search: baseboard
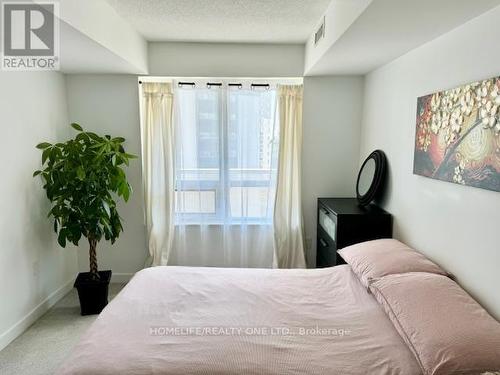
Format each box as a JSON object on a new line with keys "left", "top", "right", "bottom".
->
{"left": 111, "top": 272, "right": 135, "bottom": 283}
{"left": 0, "top": 277, "right": 74, "bottom": 352}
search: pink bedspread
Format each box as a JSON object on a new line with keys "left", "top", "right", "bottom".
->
{"left": 58, "top": 265, "right": 421, "bottom": 375}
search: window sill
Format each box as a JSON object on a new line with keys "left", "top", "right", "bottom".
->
{"left": 175, "top": 222, "right": 273, "bottom": 227}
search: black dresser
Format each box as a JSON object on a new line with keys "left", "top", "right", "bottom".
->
{"left": 316, "top": 198, "right": 392, "bottom": 268}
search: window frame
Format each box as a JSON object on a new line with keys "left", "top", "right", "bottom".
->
{"left": 170, "top": 78, "right": 300, "bottom": 225}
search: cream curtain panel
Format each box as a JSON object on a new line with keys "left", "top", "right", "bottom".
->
{"left": 140, "top": 82, "right": 175, "bottom": 266}
{"left": 273, "top": 85, "right": 306, "bottom": 269}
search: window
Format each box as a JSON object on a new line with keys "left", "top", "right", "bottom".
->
{"left": 174, "top": 83, "right": 278, "bottom": 224}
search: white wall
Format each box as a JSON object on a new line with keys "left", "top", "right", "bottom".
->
{"left": 0, "top": 71, "right": 78, "bottom": 350}
{"left": 304, "top": 0, "right": 371, "bottom": 75}
{"left": 56, "top": 0, "right": 148, "bottom": 73}
{"left": 65, "top": 75, "right": 147, "bottom": 280}
{"left": 359, "top": 6, "right": 500, "bottom": 319}
{"left": 149, "top": 42, "right": 304, "bottom": 77}
{"left": 302, "top": 76, "right": 364, "bottom": 266}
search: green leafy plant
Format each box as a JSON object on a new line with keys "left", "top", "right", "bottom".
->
{"left": 34, "top": 123, "right": 136, "bottom": 280}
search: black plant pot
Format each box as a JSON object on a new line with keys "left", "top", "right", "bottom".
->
{"left": 74, "top": 270, "right": 112, "bottom": 316}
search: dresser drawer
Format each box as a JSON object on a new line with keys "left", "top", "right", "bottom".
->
{"left": 316, "top": 198, "right": 392, "bottom": 268}
{"left": 316, "top": 225, "right": 336, "bottom": 267}
{"left": 318, "top": 206, "right": 336, "bottom": 241}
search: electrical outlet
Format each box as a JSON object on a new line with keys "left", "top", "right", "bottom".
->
{"left": 33, "top": 260, "right": 39, "bottom": 279}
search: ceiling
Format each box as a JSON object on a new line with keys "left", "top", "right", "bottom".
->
{"left": 306, "top": 0, "right": 500, "bottom": 75}
{"left": 104, "top": 0, "right": 331, "bottom": 43}
{"left": 57, "top": 0, "right": 500, "bottom": 75}
{"left": 60, "top": 21, "right": 142, "bottom": 74}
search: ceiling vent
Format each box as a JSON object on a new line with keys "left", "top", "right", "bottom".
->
{"left": 314, "top": 16, "right": 326, "bottom": 46}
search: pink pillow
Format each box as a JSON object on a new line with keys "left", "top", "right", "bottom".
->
{"left": 338, "top": 239, "right": 448, "bottom": 288}
{"left": 370, "top": 272, "right": 500, "bottom": 375}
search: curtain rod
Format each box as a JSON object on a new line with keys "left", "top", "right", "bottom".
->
{"left": 139, "top": 80, "right": 271, "bottom": 89}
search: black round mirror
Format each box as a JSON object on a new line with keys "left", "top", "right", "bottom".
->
{"left": 356, "top": 150, "right": 387, "bottom": 206}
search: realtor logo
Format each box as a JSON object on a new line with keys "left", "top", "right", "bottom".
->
{"left": 2, "top": 1, "right": 59, "bottom": 70}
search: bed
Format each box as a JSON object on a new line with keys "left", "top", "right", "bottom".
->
{"left": 57, "top": 239, "right": 500, "bottom": 375}
{"left": 57, "top": 265, "right": 420, "bottom": 375}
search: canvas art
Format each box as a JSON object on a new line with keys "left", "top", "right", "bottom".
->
{"left": 414, "top": 77, "right": 500, "bottom": 192}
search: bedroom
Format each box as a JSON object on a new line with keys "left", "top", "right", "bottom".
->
{"left": 0, "top": 0, "right": 500, "bottom": 374}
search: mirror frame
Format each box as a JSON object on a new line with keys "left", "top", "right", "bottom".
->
{"left": 356, "top": 150, "right": 387, "bottom": 206}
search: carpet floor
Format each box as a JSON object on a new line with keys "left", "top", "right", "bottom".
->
{"left": 0, "top": 283, "right": 125, "bottom": 375}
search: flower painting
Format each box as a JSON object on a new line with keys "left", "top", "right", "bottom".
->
{"left": 414, "top": 77, "right": 500, "bottom": 192}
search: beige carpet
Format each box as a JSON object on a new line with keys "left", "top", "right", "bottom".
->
{"left": 0, "top": 283, "right": 125, "bottom": 375}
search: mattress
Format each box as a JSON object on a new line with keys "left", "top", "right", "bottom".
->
{"left": 57, "top": 265, "right": 421, "bottom": 375}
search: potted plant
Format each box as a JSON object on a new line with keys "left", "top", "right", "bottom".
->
{"left": 34, "top": 123, "right": 136, "bottom": 315}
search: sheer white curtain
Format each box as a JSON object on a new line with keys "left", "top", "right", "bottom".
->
{"left": 169, "top": 82, "right": 278, "bottom": 268}
{"left": 140, "top": 82, "right": 175, "bottom": 266}
{"left": 273, "top": 85, "right": 306, "bottom": 269}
